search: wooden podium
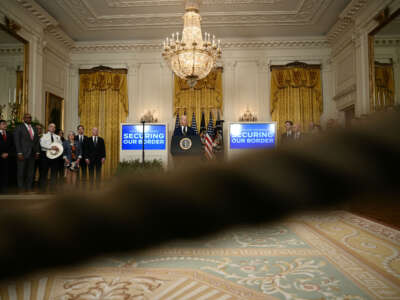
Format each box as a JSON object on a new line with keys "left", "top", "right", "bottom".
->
{"left": 170, "top": 135, "right": 203, "bottom": 168}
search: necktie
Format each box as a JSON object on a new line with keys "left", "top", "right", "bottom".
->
{"left": 2, "top": 131, "right": 6, "bottom": 142}
{"left": 80, "top": 136, "right": 83, "bottom": 144}
{"left": 51, "top": 133, "right": 54, "bottom": 143}
{"left": 94, "top": 137, "right": 97, "bottom": 146}
{"left": 28, "top": 125, "right": 33, "bottom": 140}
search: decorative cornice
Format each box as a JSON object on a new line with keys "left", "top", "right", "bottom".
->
{"left": 327, "top": 0, "right": 368, "bottom": 44}
{"left": 72, "top": 38, "right": 329, "bottom": 53}
{"left": 375, "top": 37, "right": 400, "bottom": 47}
{"left": 333, "top": 84, "right": 356, "bottom": 101}
{"left": 16, "top": 0, "right": 75, "bottom": 49}
{"left": 222, "top": 39, "right": 329, "bottom": 49}
{"left": 105, "top": 0, "right": 286, "bottom": 7}
{"left": 15, "top": 0, "right": 58, "bottom": 28}
{"left": 44, "top": 25, "right": 75, "bottom": 49}
{"left": 0, "top": 45, "right": 24, "bottom": 55}
{"left": 54, "top": 0, "right": 325, "bottom": 31}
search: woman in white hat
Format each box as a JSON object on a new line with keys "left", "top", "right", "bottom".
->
{"left": 63, "top": 131, "right": 82, "bottom": 186}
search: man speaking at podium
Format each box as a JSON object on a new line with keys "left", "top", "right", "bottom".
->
{"left": 173, "top": 115, "right": 195, "bottom": 136}
{"left": 171, "top": 114, "right": 200, "bottom": 168}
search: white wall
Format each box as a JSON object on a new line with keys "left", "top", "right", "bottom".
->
{"left": 328, "top": 0, "right": 399, "bottom": 124}
{"left": 0, "top": 0, "right": 71, "bottom": 128}
{"left": 42, "top": 39, "right": 69, "bottom": 128}
{"left": 2, "top": 0, "right": 394, "bottom": 143}
{"left": 68, "top": 44, "right": 333, "bottom": 135}
{"left": 0, "top": 48, "right": 23, "bottom": 120}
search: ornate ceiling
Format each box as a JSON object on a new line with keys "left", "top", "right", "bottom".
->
{"left": 31, "top": 0, "right": 351, "bottom": 41}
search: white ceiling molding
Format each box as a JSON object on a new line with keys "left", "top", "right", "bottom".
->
{"left": 105, "top": 0, "right": 286, "bottom": 7}
{"left": 15, "top": 0, "right": 58, "bottom": 28}
{"left": 71, "top": 38, "right": 329, "bottom": 53}
{"left": 375, "top": 37, "right": 400, "bottom": 47}
{"left": 326, "top": 0, "right": 368, "bottom": 44}
{"left": 0, "top": 45, "right": 24, "bottom": 55}
{"left": 53, "top": 0, "right": 325, "bottom": 31}
{"left": 15, "top": 0, "right": 74, "bottom": 49}
{"left": 44, "top": 25, "right": 75, "bottom": 49}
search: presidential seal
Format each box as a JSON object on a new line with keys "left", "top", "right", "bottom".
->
{"left": 179, "top": 137, "right": 192, "bottom": 150}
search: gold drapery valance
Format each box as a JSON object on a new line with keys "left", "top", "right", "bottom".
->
{"left": 174, "top": 67, "right": 223, "bottom": 129}
{"left": 374, "top": 62, "right": 395, "bottom": 111}
{"left": 79, "top": 68, "right": 128, "bottom": 177}
{"left": 270, "top": 63, "right": 322, "bottom": 137}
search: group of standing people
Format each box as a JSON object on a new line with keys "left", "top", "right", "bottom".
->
{"left": 0, "top": 113, "right": 106, "bottom": 193}
{"left": 280, "top": 120, "right": 324, "bottom": 145}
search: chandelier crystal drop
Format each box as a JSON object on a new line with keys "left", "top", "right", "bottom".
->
{"left": 162, "top": 0, "right": 222, "bottom": 88}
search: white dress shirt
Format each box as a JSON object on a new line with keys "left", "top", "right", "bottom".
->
{"left": 40, "top": 131, "right": 62, "bottom": 152}
{"left": 78, "top": 134, "right": 84, "bottom": 144}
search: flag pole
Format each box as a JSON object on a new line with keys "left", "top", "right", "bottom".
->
{"left": 141, "top": 120, "right": 145, "bottom": 164}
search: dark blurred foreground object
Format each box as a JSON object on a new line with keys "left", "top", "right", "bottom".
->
{"left": 0, "top": 112, "right": 399, "bottom": 281}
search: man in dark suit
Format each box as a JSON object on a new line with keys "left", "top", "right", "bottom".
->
{"left": 75, "top": 125, "right": 89, "bottom": 183}
{"left": 173, "top": 115, "right": 195, "bottom": 136}
{"left": 293, "top": 123, "right": 303, "bottom": 142}
{"left": 280, "top": 120, "right": 294, "bottom": 145}
{"left": 0, "top": 119, "right": 14, "bottom": 193}
{"left": 84, "top": 127, "right": 106, "bottom": 187}
{"left": 13, "top": 113, "right": 40, "bottom": 191}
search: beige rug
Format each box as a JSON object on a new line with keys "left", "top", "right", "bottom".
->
{"left": 1, "top": 211, "right": 399, "bottom": 299}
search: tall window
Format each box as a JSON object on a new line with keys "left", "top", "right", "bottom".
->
{"left": 270, "top": 62, "right": 322, "bottom": 137}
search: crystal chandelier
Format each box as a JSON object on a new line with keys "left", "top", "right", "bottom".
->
{"left": 162, "top": 0, "right": 222, "bottom": 88}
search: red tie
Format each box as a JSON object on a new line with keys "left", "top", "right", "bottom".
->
{"left": 28, "top": 125, "right": 33, "bottom": 140}
{"left": 2, "top": 132, "right": 6, "bottom": 142}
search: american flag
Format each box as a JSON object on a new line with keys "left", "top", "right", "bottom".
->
{"left": 174, "top": 111, "right": 180, "bottom": 130}
{"left": 191, "top": 111, "right": 198, "bottom": 135}
{"left": 205, "top": 112, "right": 214, "bottom": 160}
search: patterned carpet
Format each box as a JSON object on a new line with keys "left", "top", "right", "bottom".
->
{"left": 1, "top": 211, "right": 399, "bottom": 300}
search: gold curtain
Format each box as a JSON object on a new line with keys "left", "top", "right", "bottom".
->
{"left": 374, "top": 62, "right": 395, "bottom": 111}
{"left": 79, "top": 69, "right": 128, "bottom": 177}
{"left": 270, "top": 65, "right": 322, "bottom": 137}
{"left": 174, "top": 67, "right": 223, "bottom": 129}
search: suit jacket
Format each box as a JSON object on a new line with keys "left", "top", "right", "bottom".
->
{"left": 280, "top": 132, "right": 294, "bottom": 145}
{"left": 173, "top": 126, "right": 196, "bottom": 137}
{"left": 75, "top": 135, "right": 89, "bottom": 156}
{"left": 0, "top": 130, "right": 14, "bottom": 157}
{"left": 13, "top": 123, "right": 40, "bottom": 158}
{"left": 293, "top": 132, "right": 303, "bottom": 141}
{"left": 63, "top": 140, "right": 82, "bottom": 162}
{"left": 84, "top": 136, "right": 106, "bottom": 162}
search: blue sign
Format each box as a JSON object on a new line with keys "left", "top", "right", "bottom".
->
{"left": 122, "top": 124, "right": 166, "bottom": 150}
{"left": 230, "top": 123, "right": 276, "bottom": 149}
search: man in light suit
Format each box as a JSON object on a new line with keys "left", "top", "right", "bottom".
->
{"left": 0, "top": 119, "right": 14, "bottom": 193}
{"left": 13, "top": 113, "right": 40, "bottom": 191}
{"left": 84, "top": 127, "right": 106, "bottom": 187}
{"left": 40, "top": 123, "right": 63, "bottom": 191}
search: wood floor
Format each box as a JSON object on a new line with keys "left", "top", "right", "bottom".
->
{"left": 0, "top": 193, "right": 399, "bottom": 231}
{"left": 345, "top": 196, "right": 400, "bottom": 229}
